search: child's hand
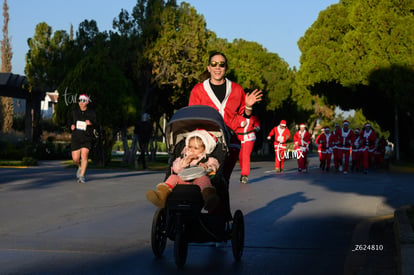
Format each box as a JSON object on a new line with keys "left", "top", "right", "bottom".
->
{"left": 183, "top": 154, "right": 197, "bottom": 166}
{"left": 198, "top": 163, "right": 208, "bottom": 170}
{"left": 186, "top": 154, "right": 197, "bottom": 162}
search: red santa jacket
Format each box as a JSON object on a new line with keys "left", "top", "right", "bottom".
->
{"left": 267, "top": 126, "right": 291, "bottom": 149}
{"left": 235, "top": 115, "right": 260, "bottom": 143}
{"left": 332, "top": 127, "right": 341, "bottom": 149}
{"left": 316, "top": 132, "right": 336, "bottom": 153}
{"left": 335, "top": 128, "right": 356, "bottom": 150}
{"left": 294, "top": 130, "right": 311, "bottom": 151}
{"left": 189, "top": 79, "right": 246, "bottom": 132}
{"left": 360, "top": 129, "right": 377, "bottom": 152}
{"left": 352, "top": 133, "right": 362, "bottom": 152}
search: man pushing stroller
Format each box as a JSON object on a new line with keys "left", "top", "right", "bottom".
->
{"left": 146, "top": 129, "right": 220, "bottom": 210}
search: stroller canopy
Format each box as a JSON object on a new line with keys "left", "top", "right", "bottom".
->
{"left": 165, "top": 105, "right": 230, "bottom": 154}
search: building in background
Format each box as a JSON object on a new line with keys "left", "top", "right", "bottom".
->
{"left": 40, "top": 90, "right": 59, "bottom": 119}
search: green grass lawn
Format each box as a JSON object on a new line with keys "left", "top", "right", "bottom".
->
{"left": 0, "top": 154, "right": 170, "bottom": 170}
{"left": 61, "top": 155, "right": 170, "bottom": 171}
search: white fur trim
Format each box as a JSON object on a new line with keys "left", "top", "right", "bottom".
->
{"left": 185, "top": 129, "right": 217, "bottom": 154}
{"left": 203, "top": 78, "right": 232, "bottom": 118}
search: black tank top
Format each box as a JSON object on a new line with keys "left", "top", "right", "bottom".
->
{"left": 209, "top": 81, "right": 226, "bottom": 103}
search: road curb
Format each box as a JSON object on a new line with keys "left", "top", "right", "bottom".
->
{"left": 389, "top": 164, "right": 414, "bottom": 173}
{"left": 343, "top": 215, "right": 394, "bottom": 275}
{"left": 394, "top": 205, "right": 414, "bottom": 275}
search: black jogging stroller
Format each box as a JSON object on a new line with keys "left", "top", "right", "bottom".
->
{"left": 150, "top": 105, "right": 245, "bottom": 268}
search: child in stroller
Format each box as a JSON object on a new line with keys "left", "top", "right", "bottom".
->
{"left": 149, "top": 106, "right": 244, "bottom": 268}
{"left": 146, "top": 129, "right": 220, "bottom": 210}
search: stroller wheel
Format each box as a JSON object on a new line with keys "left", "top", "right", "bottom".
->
{"left": 174, "top": 222, "right": 188, "bottom": 268}
{"left": 151, "top": 208, "right": 167, "bottom": 257}
{"left": 231, "top": 209, "right": 244, "bottom": 261}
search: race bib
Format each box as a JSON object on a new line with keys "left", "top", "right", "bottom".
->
{"left": 76, "top": 120, "right": 87, "bottom": 131}
{"left": 245, "top": 132, "right": 256, "bottom": 141}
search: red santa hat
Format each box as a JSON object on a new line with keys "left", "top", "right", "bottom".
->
{"left": 280, "top": 120, "right": 287, "bottom": 126}
{"left": 300, "top": 123, "right": 306, "bottom": 128}
{"left": 324, "top": 126, "right": 330, "bottom": 131}
{"left": 354, "top": 128, "right": 360, "bottom": 133}
{"left": 78, "top": 94, "right": 91, "bottom": 102}
{"left": 185, "top": 129, "right": 217, "bottom": 154}
{"left": 364, "top": 123, "right": 371, "bottom": 128}
{"left": 343, "top": 120, "right": 350, "bottom": 126}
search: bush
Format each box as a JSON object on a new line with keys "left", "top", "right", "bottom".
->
{"left": 0, "top": 132, "right": 27, "bottom": 160}
{"left": 22, "top": 157, "right": 37, "bottom": 166}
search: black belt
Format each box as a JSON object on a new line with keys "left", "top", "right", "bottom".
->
{"left": 236, "top": 130, "right": 255, "bottom": 135}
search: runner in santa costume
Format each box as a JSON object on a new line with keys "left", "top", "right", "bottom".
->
{"left": 293, "top": 123, "right": 311, "bottom": 172}
{"left": 316, "top": 126, "right": 335, "bottom": 171}
{"left": 236, "top": 115, "right": 260, "bottom": 184}
{"left": 189, "top": 52, "right": 262, "bottom": 220}
{"left": 351, "top": 128, "right": 362, "bottom": 172}
{"left": 315, "top": 128, "right": 325, "bottom": 169}
{"left": 190, "top": 78, "right": 249, "bottom": 182}
{"left": 332, "top": 123, "right": 341, "bottom": 171}
{"left": 189, "top": 52, "right": 262, "bottom": 182}
{"left": 267, "top": 120, "right": 291, "bottom": 172}
{"left": 374, "top": 136, "right": 387, "bottom": 169}
{"left": 360, "top": 122, "right": 377, "bottom": 174}
{"left": 336, "top": 120, "right": 355, "bottom": 175}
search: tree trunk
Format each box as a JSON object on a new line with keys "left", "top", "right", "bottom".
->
{"left": 130, "top": 134, "right": 138, "bottom": 166}
{"left": 25, "top": 97, "right": 33, "bottom": 140}
{"left": 121, "top": 127, "right": 131, "bottom": 163}
{"left": 0, "top": 97, "right": 13, "bottom": 132}
{"left": 394, "top": 106, "right": 400, "bottom": 161}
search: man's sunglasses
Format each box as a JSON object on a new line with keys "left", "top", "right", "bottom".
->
{"left": 79, "top": 99, "right": 89, "bottom": 103}
{"left": 209, "top": 61, "right": 226, "bottom": 68}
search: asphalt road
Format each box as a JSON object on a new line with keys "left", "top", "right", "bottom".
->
{"left": 1, "top": 155, "right": 413, "bottom": 274}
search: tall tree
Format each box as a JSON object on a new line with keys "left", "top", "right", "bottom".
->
{"left": 26, "top": 22, "right": 72, "bottom": 91}
{"left": 25, "top": 22, "right": 53, "bottom": 91}
{"left": 0, "top": 0, "right": 13, "bottom": 132}
{"left": 297, "top": 0, "right": 414, "bottom": 157}
{"left": 146, "top": 1, "right": 208, "bottom": 113}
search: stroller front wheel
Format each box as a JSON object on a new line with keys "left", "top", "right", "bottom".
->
{"left": 151, "top": 208, "right": 167, "bottom": 257}
{"left": 174, "top": 215, "right": 188, "bottom": 268}
{"left": 231, "top": 209, "right": 244, "bottom": 261}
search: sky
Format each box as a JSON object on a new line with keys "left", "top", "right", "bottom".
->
{"left": 5, "top": 0, "right": 339, "bottom": 76}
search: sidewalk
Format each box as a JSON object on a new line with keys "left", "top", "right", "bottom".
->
{"left": 394, "top": 205, "right": 414, "bottom": 275}
{"left": 390, "top": 164, "right": 414, "bottom": 275}
{"left": 344, "top": 215, "right": 397, "bottom": 274}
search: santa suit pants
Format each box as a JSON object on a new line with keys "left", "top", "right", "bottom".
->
{"left": 338, "top": 148, "right": 351, "bottom": 172}
{"left": 274, "top": 144, "right": 287, "bottom": 170}
{"left": 333, "top": 148, "right": 340, "bottom": 169}
{"left": 239, "top": 140, "right": 255, "bottom": 176}
{"left": 318, "top": 145, "right": 322, "bottom": 162}
{"left": 362, "top": 149, "right": 374, "bottom": 170}
{"left": 321, "top": 152, "right": 332, "bottom": 170}
{"left": 352, "top": 150, "right": 362, "bottom": 170}
{"left": 297, "top": 149, "right": 308, "bottom": 170}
